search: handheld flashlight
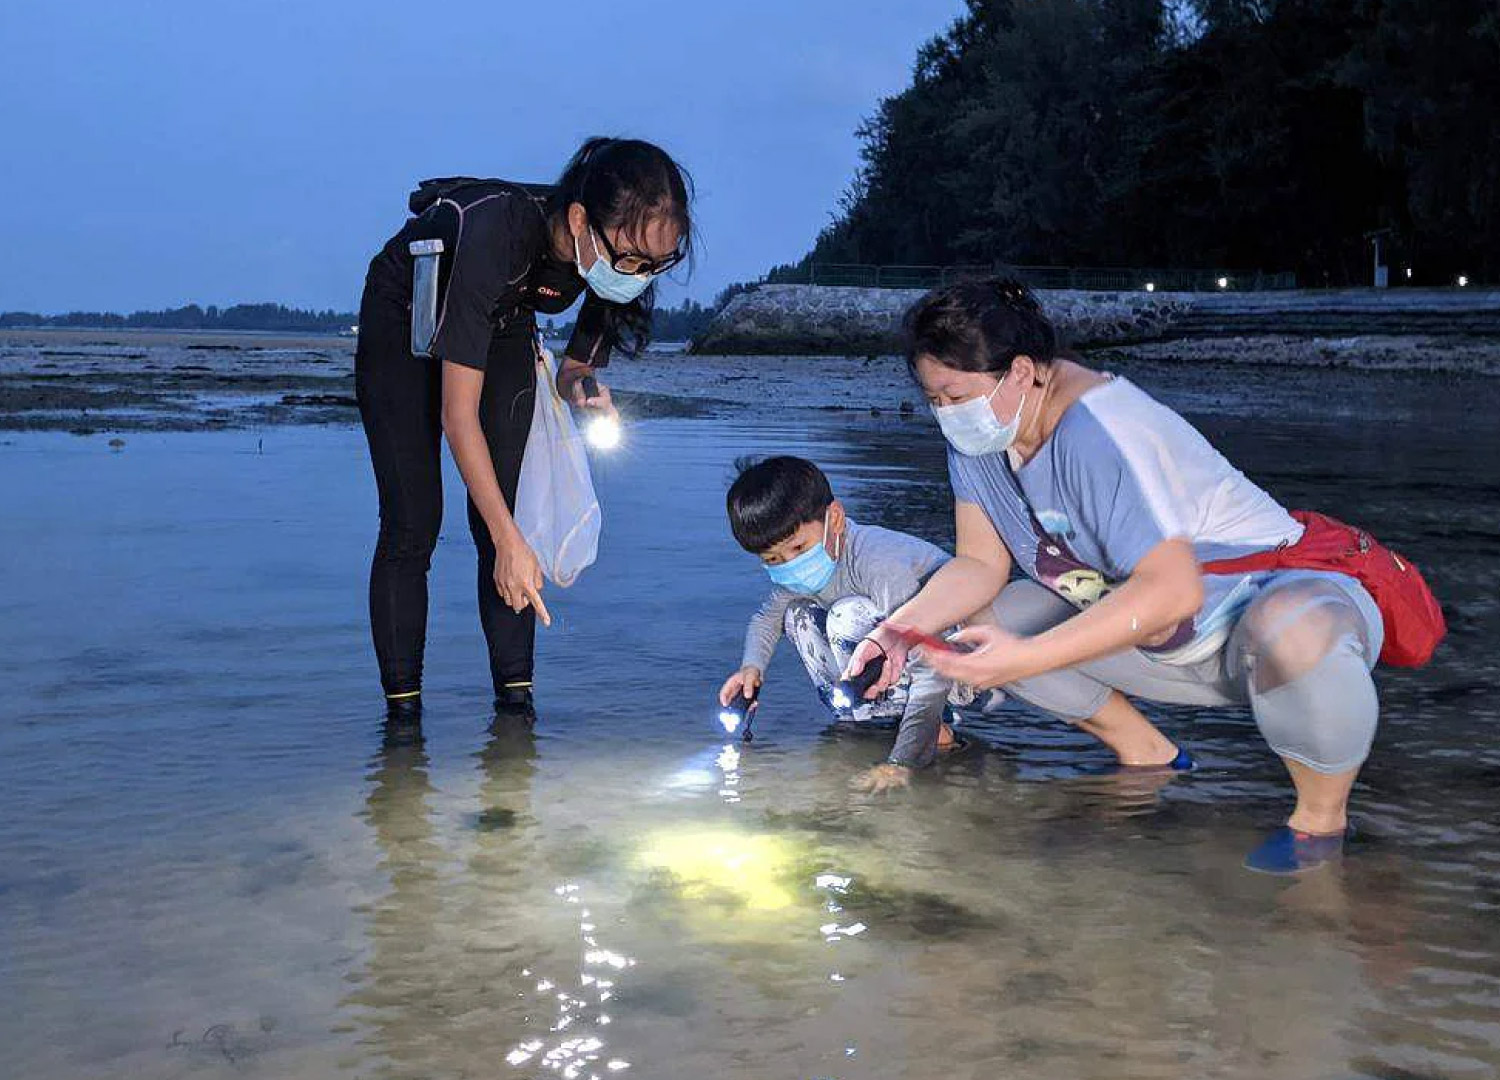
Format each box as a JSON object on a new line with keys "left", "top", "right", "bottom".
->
{"left": 718, "top": 689, "right": 758, "bottom": 742}
{"left": 830, "top": 655, "right": 887, "bottom": 712}
{"left": 579, "top": 374, "right": 623, "bottom": 450}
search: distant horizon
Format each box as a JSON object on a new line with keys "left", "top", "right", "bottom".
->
{"left": 0, "top": 294, "right": 717, "bottom": 341}
{"left": 0, "top": 1, "right": 964, "bottom": 313}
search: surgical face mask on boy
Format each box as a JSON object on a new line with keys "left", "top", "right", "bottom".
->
{"left": 766, "top": 512, "right": 840, "bottom": 595}
{"left": 574, "top": 228, "right": 653, "bottom": 304}
{"left": 932, "top": 377, "right": 1027, "bottom": 457}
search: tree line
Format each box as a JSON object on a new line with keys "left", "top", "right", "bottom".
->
{"left": 0, "top": 303, "right": 357, "bottom": 332}
{"left": 4, "top": 298, "right": 722, "bottom": 340}
{"left": 772, "top": 0, "right": 1499, "bottom": 287}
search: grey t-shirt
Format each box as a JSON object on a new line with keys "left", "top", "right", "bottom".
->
{"left": 741, "top": 521, "right": 952, "bottom": 767}
{"left": 948, "top": 376, "right": 1301, "bottom": 664}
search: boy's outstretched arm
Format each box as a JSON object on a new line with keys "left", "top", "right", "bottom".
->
{"left": 741, "top": 588, "right": 797, "bottom": 674}
{"left": 885, "top": 658, "right": 950, "bottom": 770}
{"left": 853, "top": 657, "right": 951, "bottom": 793}
{"left": 852, "top": 672, "right": 942, "bottom": 786}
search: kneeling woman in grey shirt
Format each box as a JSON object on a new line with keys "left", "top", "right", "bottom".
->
{"left": 847, "top": 279, "right": 1387, "bottom": 874}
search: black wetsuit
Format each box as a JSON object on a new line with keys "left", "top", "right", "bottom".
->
{"left": 355, "top": 177, "right": 613, "bottom": 701}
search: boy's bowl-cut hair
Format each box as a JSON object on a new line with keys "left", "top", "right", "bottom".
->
{"left": 726, "top": 455, "right": 834, "bottom": 554}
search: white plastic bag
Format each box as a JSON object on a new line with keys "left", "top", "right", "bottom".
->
{"left": 513, "top": 343, "right": 601, "bottom": 587}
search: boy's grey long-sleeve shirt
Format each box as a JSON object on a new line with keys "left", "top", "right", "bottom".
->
{"left": 740, "top": 521, "right": 953, "bottom": 769}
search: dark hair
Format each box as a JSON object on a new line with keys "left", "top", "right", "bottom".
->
{"left": 902, "top": 277, "right": 1059, "bottom": 378}
{"left": 726, "top": 456, "right": 834, "bottom": 553}
{"left": 550, "top": 136, "right": 695, "bottom": 360}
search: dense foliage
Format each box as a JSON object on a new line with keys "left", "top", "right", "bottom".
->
{"left": 778, "top": 0, "right": 1498, "bottom": 285}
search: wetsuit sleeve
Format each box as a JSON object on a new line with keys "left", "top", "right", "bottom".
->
{"left": 741, "top": 589, "right": 796, "bottom": 672}
{"left": 563, "top": 293, "right": 614, "bottom": 369}
{"left": 430, "top": 196, "right": 532, "bottom": 371}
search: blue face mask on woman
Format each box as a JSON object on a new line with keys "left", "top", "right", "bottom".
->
{"left": 766, "top": 513, "right": 839, "bottom": 594}
{"left": 575, "top": 228, "right": 653, "bottom": 304}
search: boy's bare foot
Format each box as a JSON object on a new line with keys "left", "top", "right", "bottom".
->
{"left": 937, "top": 722, "right": 957, "bottom": 751}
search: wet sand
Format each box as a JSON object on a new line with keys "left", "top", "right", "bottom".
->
{"left": 3, "top": 327, "right": 1499, "bottom": 434}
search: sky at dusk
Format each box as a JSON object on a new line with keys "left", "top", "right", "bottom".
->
{"left": 0, "top": 1, "right": 964, "bottom": 313}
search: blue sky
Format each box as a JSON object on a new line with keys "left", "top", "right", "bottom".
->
{"left": 0, "top": 1, "right": 963, "bottom": 314}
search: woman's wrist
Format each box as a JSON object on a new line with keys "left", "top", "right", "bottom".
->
{"left": 489, "top": 515, "right": 523, "bottom": 549}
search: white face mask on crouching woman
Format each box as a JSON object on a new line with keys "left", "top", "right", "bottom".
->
{"left": 931, "top": 378, "right": 1027, "bottom": 457}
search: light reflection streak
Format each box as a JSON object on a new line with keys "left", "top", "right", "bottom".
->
{"left": 503, "top": 882, "right": 635, "bottom": 1075}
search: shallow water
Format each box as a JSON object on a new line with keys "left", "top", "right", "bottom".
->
{"left": 3, "top": 377, "right": 1499, "bottom": 1079}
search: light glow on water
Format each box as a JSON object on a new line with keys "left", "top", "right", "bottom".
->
{"left": 636, "top": 828, "right": 797, "bottom": 911}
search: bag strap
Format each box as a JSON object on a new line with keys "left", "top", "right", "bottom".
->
{"left": 1002, "top": 455, "right": 1058, "bottom": 544}
{"left": 532, "top": 332, "right": 568, "bottom": 416}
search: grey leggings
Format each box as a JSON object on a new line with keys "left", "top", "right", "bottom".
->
{"left": 992, "top": 572, "right": 1384, "bottom": 774}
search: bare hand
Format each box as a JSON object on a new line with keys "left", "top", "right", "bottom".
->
{"left": 851, "top": 763, "right": 912, "bottom": 795}
{"left": 719, "top": 666, "right": 763, "bottom": 707}
{"left": 841, "top": 626, "right": 910, "bottom": 699}
{"left": 923, "top": 624, "right": 1031, "bottom": 689}
{"left": 494, "top": 531, "right": 552, "bottom": 627}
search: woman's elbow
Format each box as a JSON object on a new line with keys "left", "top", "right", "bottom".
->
{"left": 956, "top": 554, "right": 1006, "bottom": 586}
{"left": 951, "top": 555, "right": 1008, "bottom": 605}
{"left": 440, "top": 401, "right": 474, "bottom": 438}
{"left": 1166, "top": 569, "right": 1205, "bottom": 625}
{"left": 1136, "top": 541, "right": 1204, "bottom": 626}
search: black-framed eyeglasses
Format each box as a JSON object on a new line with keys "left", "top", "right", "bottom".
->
{"left": 591, "top": 227, "right": 687, "bottom": 277}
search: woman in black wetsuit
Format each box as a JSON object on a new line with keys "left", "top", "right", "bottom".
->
{"left": 355, "top": 137, "right": 692, "bottom": 718}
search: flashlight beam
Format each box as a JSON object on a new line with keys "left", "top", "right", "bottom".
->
{"left": 585, "top": 415, "right": 623, "bottom": 450}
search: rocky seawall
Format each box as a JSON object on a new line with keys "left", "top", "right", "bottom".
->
{"left": 690, "top": 284, "right": 1500, "bottom": 355}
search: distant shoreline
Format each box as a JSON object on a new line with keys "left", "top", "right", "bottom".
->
{"left": 3, "top": 326, "right": 1498, "bottom": 436}
{"left": 693, "top": 283, "right": 1500, "bottom": 356}
{"left": 0, "top": 326, "right": 352, "bottom": 345}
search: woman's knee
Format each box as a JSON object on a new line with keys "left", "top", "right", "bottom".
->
{"left": 1251, "top": 643, "right": 1379, "bottom": 774}
{"left": 1001, "top": 670, "right": 1113, "bottom": 724}
{"left": 991, "top": 580, "right": 1077, "bottom": 637}
{"left": 1236, "top": 580, "right": 1374, "bottom": 693}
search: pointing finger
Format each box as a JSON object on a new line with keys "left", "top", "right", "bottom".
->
{"left": 525, "top": 584, "right": 552, "bottom": 627}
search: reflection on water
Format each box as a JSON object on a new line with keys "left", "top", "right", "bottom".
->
{"left": 2, "top": 364, "right": 1499, "bottom": 1079}
{"left": 350, "top": 712, "right": 646, "bottom": 1080}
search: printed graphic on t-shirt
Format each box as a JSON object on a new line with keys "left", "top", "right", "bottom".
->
{"left": 1032, "top": 524, "right": 1117, "bottom": 609}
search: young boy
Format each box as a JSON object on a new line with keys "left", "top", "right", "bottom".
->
{"left": 719, "top": 456, "right": 959, "bottom": 792}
